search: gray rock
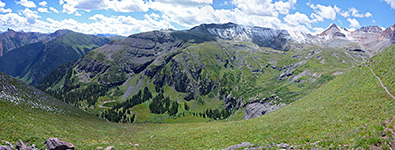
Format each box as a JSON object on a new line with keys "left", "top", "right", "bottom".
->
{"left": 244, "top": 101, "right": 285, "bottom": 120}
{"left": 16, "top": 139, "right": 26, "bottom": 150}
{"left": 44, "top": 138, "right": 74, "bottom": 150}
{"left": 1, "top": 140, "right": 13, "bottom": 149}
{"left": 104, "top": 146, "right": 115, "bottom": 150}
{"left": 24, "top": 146, "right": 39, "bottom": 150}
{"left": 223, "top": 142, "right": 252, "bottom": 150}
{"left": 0, "top": 146, "right": 11, "bottom": 150}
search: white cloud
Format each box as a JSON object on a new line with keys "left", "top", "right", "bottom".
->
{"left": 309, "top": 4, "right": 340, "bottom": 22}
{"left": 1, "top": 11, "right": 174, "bottom": 36}
{"left": 232, "top": 0, "right": 278, "bottom": 17}
{"left": 49, "top": 7, "right": 59, "bottom": 13}
{"left": 384, "top": 0, "right": 395, "bottom": 9}
{"left": 348, "top": 7, "right": 372, "bottom": 18}
{"left": 16, "top": 0, "right": 37, "bottom": 8}
{"left": 75, "top": 11, "right": 81, "bottom": 16}
{"left": 154, "top": 0, "right": 213, "bottom": 7}
{"left": 38, "top": 7, "right": 49, "bottom": 13}
{"left": 339, "top": 11, "right": 349, "bottom": 18}
{"left": 0, "top": 0, "right": 5, "bottom": 7}
{"left": 0, "top": 8, "right": 12, "bottom": 13}
{"left": 60, "top": 0, "right": 149, "bottom": 14}
{"left": 347, "top": 18, "right": 360, "bottom": 28}
{"left": 0, "top": 13, "right": 27, "bottom": 27}
{"left": 274, "top": 0, "right": 297, "bottom": 15}
{"left": 312, "top": 27, "right": 325, "bottom": 34}
{"left": 0, "top": 0, "right": 11, "bottom": 13}
{"left": 284, "top": 12, "right": 311, "bottom": 28}
{"left": 21, "top": 8, "right": 40, "bottom": 24}
{"left": 39, "top": 1, "right": 47, "bottom": 7}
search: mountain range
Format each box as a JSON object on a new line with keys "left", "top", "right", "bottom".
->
{"left": 34, "top": 22, "right": 395, "bottom": 122}
{"left": 0, "top": 42, "right": 394, "bottom": 149}
{"left": 0, "top": 29, "right": 110, "bottom": 85}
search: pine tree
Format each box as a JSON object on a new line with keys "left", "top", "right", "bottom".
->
{"left": 184, "top": 103, "right": 189, "bottom": 111}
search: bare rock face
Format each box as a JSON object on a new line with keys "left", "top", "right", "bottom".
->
{"left": 44, "top": 138, "right": 74, "bottom": 150}
{"left": 0, "top": 146, "right": 11, "bottom": 150}
{"left": 244, "top": 101, "right": 285, "bottom": 120}
{"left": 244, "top": 95, "right": 285, "bottom": 120}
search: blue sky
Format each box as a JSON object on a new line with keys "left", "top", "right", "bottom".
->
{"left": 0, "top": 0, "right": 394, "bottom": 36}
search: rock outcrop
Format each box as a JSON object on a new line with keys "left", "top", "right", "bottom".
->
{"left": 44, "top": 138, "right": 74, "bottom": 150}
{"left": 244, "top": 95, "right": 285, "bottom": 120}
{"left": 0, "top": 146, "right": 11, "bottom": 150}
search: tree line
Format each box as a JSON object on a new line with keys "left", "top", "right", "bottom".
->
{"left": 101, "top": 86, "right": 152, "bottom": 123}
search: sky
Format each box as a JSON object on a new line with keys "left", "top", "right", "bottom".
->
{"left": 0, "top": 0, "right": 394, "bottom": 36}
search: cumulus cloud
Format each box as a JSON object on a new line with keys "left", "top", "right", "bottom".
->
{"left": 0, "top": 0, "right": 4, "bottom": 7}
{"left": 49, "top": 7, "right": 59, "bottom": 13}
{"left": 347, "top": 18, "right": 361, "bottom": 28}
{"left": 0, "top": 11, "right": 174, "bottom": 36}
{"left": 284, "top": 12, "right": 311, "bottom": 28}
{"left": 38, "top": 7, "right": 49, "bottom": 13}
{"left": 0, "top": 13, "right": 26, "bottom": 27}
{"left": 21, "top": 8, "right": 40, "bottom": 24}
{"left": 309, "top": 3, "right": 340, "bottom": 22}
{"left": 74, "top": 11, "right": 81, "bottom": 16}
{"left": 154, "top": 0, "right": 213, "bottom": 7}
{"left": 274, "top": 0, "right": 297, "bottom": 15}
{"left": 60, "top": 0, "right": 149, "bottom": 14}
{"left": 232, "top": 0, "right": 278, "bottom": 17}
{"left": 348, "top": 7, "right": 372, "bottom": 17}
{"left": 39, "top": 1, "right": 47, "bottom": 7}
{"left": 0, "top": 0, "right": 11, "bottom": 13}
{"left": 16, "top": 0, "right": 36, "bottom": 8}
{"left": 384, "top": 0, "right": 395, "bottom": 9}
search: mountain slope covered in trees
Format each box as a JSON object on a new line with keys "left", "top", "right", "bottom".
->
{"left": 0, "top": 30, "right": 110, "bottom": 85}
{"left": 37, "top": 23, "right": 371, "bottom": 123}
{"left": 1, "top": 44, "right": 394, "bottom": 149}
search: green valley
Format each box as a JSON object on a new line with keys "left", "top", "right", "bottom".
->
{"left": 1, "top": 44, "right": 394, "bottom": 149}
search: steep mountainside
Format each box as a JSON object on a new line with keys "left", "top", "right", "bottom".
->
{"left": 1, "top": 45, "right": 394, "bottom": 149}
{"left": 0, "top": 29, "right": 48, "bottom": 56}
{"left": 0, "top": 72, "right": 84, "bottom": 115}
{"left": 37, "top": 23, "right": 369, "bottom": 122}
{"left": 0, "top": 30, "right": 110, "bottom": 85}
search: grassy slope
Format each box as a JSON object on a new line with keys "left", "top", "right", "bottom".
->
{"left": 1, "top": 45, "right": 394, "bottom": 149}
{"left": 52, "top": 39, "right": 366, "bottom": 123}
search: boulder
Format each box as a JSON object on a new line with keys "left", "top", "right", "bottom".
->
{"left": 44, "top": 138, "right": 74, "bottom": 150}
{"left": 223, "top": 142, "right": 252, "bottom": 150}
{"left": 16, "top": 139, "right": 27, "bottom": 150}
{"left": 104, "top": 146, "right": 114, "bottom": 150}
{"left": 1, "top": 140, "right": 13, "bottom": 149}
{"left": 0, "top": 146, "right": 11, "bottom": 150}
{"left": 24, "top": 146, "right": 39, "bottom": 150}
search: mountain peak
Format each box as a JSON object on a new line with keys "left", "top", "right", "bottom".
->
{"left": 329, "top": 23, "right": 339, "bottom": 29}
{"left": 356, "top": 26, "right": 383, "bottom": 33}
{"left": 6, "top": 28, "right": 15, "bottom": 32}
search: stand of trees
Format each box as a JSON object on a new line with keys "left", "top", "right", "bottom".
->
{"left": 192, "top": 108, "right": 231, "bottom": 120}
{"left": 101, "top": 87, "right": 152, "bottom": 123}
{"left": 149, "top": 92, "right": 179, "bottom": 116}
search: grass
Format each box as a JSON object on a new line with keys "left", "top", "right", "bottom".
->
{"left": 1, "top": 45, "right": 394, "bottom": 149}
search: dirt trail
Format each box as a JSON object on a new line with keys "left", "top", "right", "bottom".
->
{"left": 368, "top": 67, "right": 395, "bottom": 100}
